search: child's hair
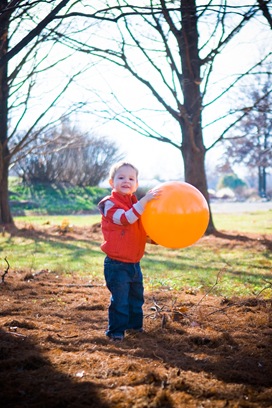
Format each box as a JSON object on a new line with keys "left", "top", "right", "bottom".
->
{"left": 109, "top": 161, "right": 139, "bottom": 180}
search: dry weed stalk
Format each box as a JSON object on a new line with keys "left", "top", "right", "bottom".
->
{"left": 194, "top": 267, "right": 226, "bottom": 308}
{"left": 147, "top": 296, "right": 190, "bottom": 328}
{"left": 1, "top": 257, "right": 10, "bottom": 284}
{"left": 256, "top": 278, "right": 272, "bottom": 297}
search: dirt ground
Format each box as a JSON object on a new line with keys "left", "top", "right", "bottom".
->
{"left": 0, "top": 225, "right": 272, "bottom": 408}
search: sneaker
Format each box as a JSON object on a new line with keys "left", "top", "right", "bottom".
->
{"left": 110, "top": 336, "right": 124, "bottom": 342}
{"left": 112, "top": 335, "right": 124, "bottom": 341}
{"left": 106, "top": 334, "right": 124, "bottom": 342}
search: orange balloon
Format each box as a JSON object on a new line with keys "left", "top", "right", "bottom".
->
{"left": 141, "top": 181, "right": 209, "bottom": 249}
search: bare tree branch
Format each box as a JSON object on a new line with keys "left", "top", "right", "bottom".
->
{"left": 257, "top": 0, "right": 272, "bottom": 29}
{"left": 0, "top": 0, "right": 71, "bottom": 67}
{"left": 206, "top": 86, "right": 272, "bottom": 151}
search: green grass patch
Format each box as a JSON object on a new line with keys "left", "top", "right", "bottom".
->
{"left": 0, "top": 229, "right": 103, "bottom": 279}
{"left": 142, "top": 242, "right": 271, "bottom": 297}
{"left": 14, "top": 214, "right": 102, "bottom": 227}
{"left": 14, "top": 209, "right": 272, "bottom": 234}
{"left": 213, "top": 210, "right": 272, "bottom": 235}
{"left": 9, "top": 178, "right": 109, "bottom": 215}
{"left": 0, "top": 211, "right": 270, "bottom": 299}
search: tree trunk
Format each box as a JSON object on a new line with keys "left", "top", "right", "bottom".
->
{"left": 258, "top": 166, "right": 267, "bottom": 198}
{"left": 179, "top": 0, "right": 215, "bottom": 234}
{"left": 0, "top": 1, "right": 14, "bottom": 226}
{"left": 0, "top": 155, "right": 13, "bottom": 225}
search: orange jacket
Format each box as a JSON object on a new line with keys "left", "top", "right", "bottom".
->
{"left": 98, "top": 191, "right": 147, "bottom": 263}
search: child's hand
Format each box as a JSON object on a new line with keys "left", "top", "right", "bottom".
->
{"left": 145, "top": 188, "right": 161, "bottom": 202}
{"left": 140, "top": 188, "right": 161, "bottom": 207}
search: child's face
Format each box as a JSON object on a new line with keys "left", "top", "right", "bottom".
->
{"left": 109, "top": 165, "right": 138, "bottom": 195}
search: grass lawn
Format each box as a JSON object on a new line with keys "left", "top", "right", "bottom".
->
{"left": 13, "top": 209, "right": 272, "bottom": 234}
{"left": 0, "top": 210, "right": 271, "bottom": 298}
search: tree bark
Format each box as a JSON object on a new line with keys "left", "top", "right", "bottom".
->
{"left": 0, "top": 1, "right": 13, "bottom": 225}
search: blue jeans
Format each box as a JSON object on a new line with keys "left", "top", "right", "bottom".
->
{"left": 104, "top": 256, "right": 144, "bottom": 338}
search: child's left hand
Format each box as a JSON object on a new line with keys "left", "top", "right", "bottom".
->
{"left": 144, "top": 188, "right": 162, "bottom": 202}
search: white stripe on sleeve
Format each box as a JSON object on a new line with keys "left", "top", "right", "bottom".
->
{"left": 133, "top": 201, "right": 144, "bottom": 215}
{"left": 113, "top": 208, "right": 139, "bottom": 225}
{"left": 113, "top": 209, "right": 126, "bottom": 225}
{"left": 104, "top": 200, "right": 115, "bottom": 216}
{"left": 125, "top": 208, "right": 138, "bottom": 224}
